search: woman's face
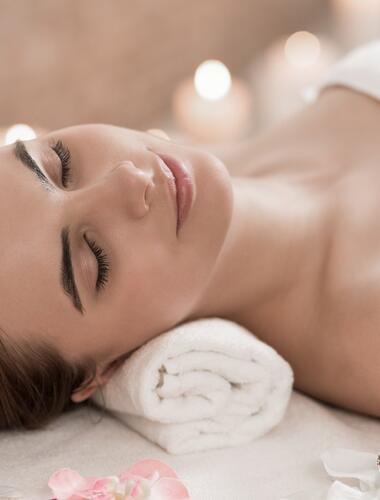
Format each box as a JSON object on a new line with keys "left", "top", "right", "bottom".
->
{"left": 0, "top": 124, "right": 233, "bottom": 392}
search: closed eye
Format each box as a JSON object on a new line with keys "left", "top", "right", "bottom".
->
{"left": 51, "top": 140, "right": 72, "bottom": 188}
{"left": 84, "top": 233, "right": 110, "bottom": 292}
{"left": 49, "top": 139, "right": 110, "bottom": 293}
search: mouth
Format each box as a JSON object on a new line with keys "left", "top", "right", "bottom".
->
{"left": 155, "top": 152, "right": 195, "bottom": 235}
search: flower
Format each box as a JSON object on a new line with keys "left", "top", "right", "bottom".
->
{"left": 48, "top": 459, "right": 191, "bottom": 500}
{"left": 280, "top": 447, "right": 380, "bottom": 499}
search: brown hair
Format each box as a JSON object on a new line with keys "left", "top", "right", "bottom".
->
{"left": 0, "top": 327, "right": 129, "bottom": 430}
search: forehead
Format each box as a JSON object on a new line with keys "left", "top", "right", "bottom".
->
{"left": 50, "top": 124, "right": 147, "bottom": 147}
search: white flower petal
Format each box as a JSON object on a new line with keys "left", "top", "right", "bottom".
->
{"left": 326, "top": 480, "right": 364, "bottom": 499}
{"left": 321, "top": 448, "right": 379, "bottom": 487}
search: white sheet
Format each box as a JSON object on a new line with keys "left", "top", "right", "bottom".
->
{"left": 305, "top": 39, "right": 380, "bottom": 103}
{"left": 1, "top": 391, "right": 380, "bottom": 499}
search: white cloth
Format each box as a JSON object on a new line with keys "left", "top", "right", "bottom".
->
{"left": 305, "top": 39, "right": 380, "bottom": 103}
{"left": 90, "top": 317, "right": 294, "bottom": 455}
{"left": 2, "top": 392, "right": 380, "bottom": 500}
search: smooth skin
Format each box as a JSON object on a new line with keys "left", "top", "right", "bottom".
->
{"left": 204, "top": 85, "right": 380, "bottom": 418}
{"left": 1, "top": 85, "right": 380, "bottom": 418}
{"left": 0, "top": 124, "right": 234, "bottom": 402}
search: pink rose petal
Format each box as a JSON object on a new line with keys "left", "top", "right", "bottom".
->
{"left": 84, "top": 476, "right": 109, "bottom": 489}
{"left": 48, "top": 468, "right": 88, "bottom": 499}
{"left": 118, "top": 472, "right": 148, "bottom": 490}
{"left": 48, "top": 459, "right": 191, "bottom": 500}
{"left": 69, "top": 483, "right": 115, "bottom": 500}
{"left": 119, "top": 459, "right": 179, "bottom": 483}
{"left": 152, "top": 477, "right": 191, "bottom": 500}
{"left": 129, "top": 478, "right": 142, "bottom": 496}
{"left": 73, "top": 477, "right": 118, "bottom": 500}
{"left": 76, "top": 491, "right": 114, "bottom": 500}
{"left": 90, "top": 477, "right": 117, "bottom": 490}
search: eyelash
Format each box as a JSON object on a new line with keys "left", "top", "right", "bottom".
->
{"left": 50, "top": 139, "right": 110, "bottom": 292}
{"left": 84, "top": 234, "right": 110, "bottom": 292}
{"left": 51, "top": 140, "right": 72, "bottom": 188}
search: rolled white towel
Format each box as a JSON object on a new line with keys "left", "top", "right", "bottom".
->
{"left": 90, "top": 317, "right": 294, "bottom": 455}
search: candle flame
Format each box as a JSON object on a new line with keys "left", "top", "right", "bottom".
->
{"left": 194, "top": 59, "right": 231, "bottom": 101}
{"left": 5, "top": 124, "right": 36, "bottom": 145}
{"left": 284, "top": 31, "right": 321, "bottom": 68}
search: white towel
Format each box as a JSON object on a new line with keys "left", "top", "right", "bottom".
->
{"left": 90, "top": 317, "right": 294, "bottom": 455}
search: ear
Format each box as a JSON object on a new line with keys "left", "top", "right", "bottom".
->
{"left": 70, "top": 382, "right": 99, "bottom": 403}
{"left": 70, "top": 362, "right": 121, "bottom": 404}
{"left": 146, "top": 128, "right": 171, "bottom": 140}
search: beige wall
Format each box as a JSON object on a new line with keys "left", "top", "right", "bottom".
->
{"left": 0, "top": 0, "right": 325, "bottom": 130}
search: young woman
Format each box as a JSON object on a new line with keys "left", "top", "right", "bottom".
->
{"left": 1, "top": 41, "right": 380, "bottom": 430}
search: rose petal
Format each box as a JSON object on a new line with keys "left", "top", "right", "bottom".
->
{"left": 72, "top": 477, "right": 119, "bottom": 500}
{"left": 151, "top": 477, "right": 191, "bottom": 500}
{"left": 74, "top": 492, "right": 114, "bottom": 500}
{"left": 321, "top": 448, "right": 379, "bottom": 488}
{"left": 119, "top": 472, "right": 143, "bottom": 483}
{"left": 48, "top": 469, "right": 88, "bottom": 499}
{"left": 125, "top": 476, "right": 153, "bottom": 497}
{"left": 90, "top": 477, "right": 118, "bottom": 490}
{"left": 119, "top": 459, "right": 179, "bottom": 483}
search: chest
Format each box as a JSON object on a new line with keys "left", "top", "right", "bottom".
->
{"left": 236, "top": 89, "right": 380, "bottom": 369}
{"left": 252, "top": 88, "right": 380, "bottom": 313}
{"left": 234, "top": 166, "right": 380, "bottom": 414}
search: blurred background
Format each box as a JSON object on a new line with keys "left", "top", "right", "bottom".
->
{"left": 0, "top": 0, "right": 379, "bottom": 146}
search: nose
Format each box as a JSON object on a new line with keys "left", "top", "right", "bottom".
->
{"left": 70, "top": 160, "right": 153, "bottom": 221}
{"left": 112, "top": 160, "right": 153, "bottom": 218}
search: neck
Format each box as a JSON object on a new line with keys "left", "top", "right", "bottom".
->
{"left": 186, "top": 173, "right": 326, "bottom": 334}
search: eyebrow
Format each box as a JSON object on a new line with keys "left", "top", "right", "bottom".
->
{"left": 60, "top": 227, "right": 85, "bottom": 315}
{"left": 13, "top": 140, "right": 57, "bottom": 194}
{"left": 13, "top": 140, "right": 85, "bottom": 315}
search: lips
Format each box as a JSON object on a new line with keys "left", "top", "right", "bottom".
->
{"left": 155, "top": 152, "right": 195, "bottom": 235}
{"left": 157, "top": 156, "right": 178, "bottom": 227}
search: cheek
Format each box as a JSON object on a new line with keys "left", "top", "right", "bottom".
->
{"left": 180, "top": 148, "right": 234, "bottom": 263}
{"left": 105, "top": 249, "right": 191, "bottom": 335}
{"left": 101, "top": 144, "right": 233, "bottom": 335}
{"left": 137, "top": 258, "right": 197, "bottom": 325}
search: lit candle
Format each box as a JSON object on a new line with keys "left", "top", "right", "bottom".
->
{"left": 252, "top": 31, "right": 341, "bottom": 129}
{"left": 0, "top": 123, "right": 46, "bottom": 146}
{"left": 172, "top": 60, "right": 253, "bottom": 143}
{"left": 332, "top": 0, "right": 380, "bottom": 49}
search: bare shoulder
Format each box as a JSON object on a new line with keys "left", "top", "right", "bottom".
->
{"left": 319, "top": 84, "right": 380, "bottom": 111}
{"left": 316, "top": 85, "right": 380, "bottom": 141}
